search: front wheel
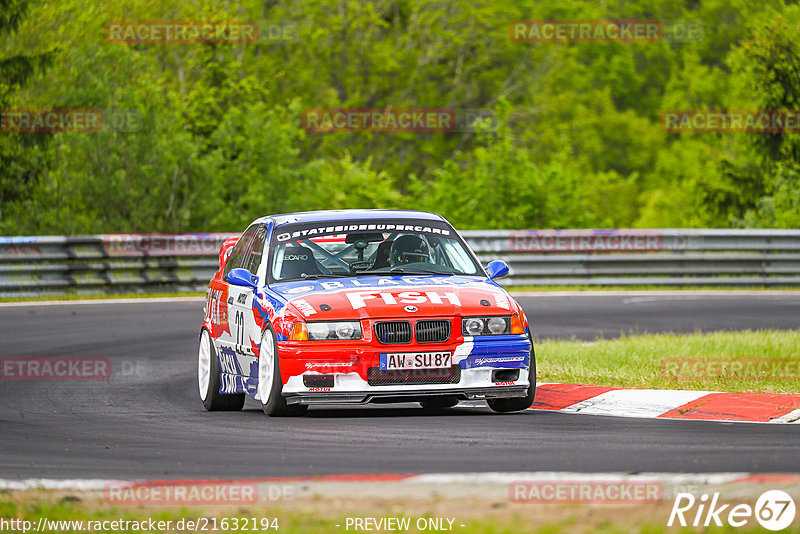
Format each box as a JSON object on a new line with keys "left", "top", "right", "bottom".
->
{"left": 198, "top": 329, "right": 245, "bottom": 411}
{"left": 487, "top": 336, "right": 536, "bottom": 414}
{"left": 258, "top": 324, "right": 307, "bottom": 417}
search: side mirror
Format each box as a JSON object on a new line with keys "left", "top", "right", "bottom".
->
{"left": 485, "top": 259, "right": 509, "bottom": 280}
{"left": 226, "top": 268, "right": 258, "bottom": 289}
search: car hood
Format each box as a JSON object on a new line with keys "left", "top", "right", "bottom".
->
{"left": 270, "top": 275, "right": 515, "bottom": 320}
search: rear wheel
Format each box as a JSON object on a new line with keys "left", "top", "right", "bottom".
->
{"left": 487, "top": 336, "right": 536, "bottom": 414}
{"left": 258, "top": 324, "right": 307, "bottom": 417}
{"left": 198, "top": 329, "right": 245, "bottom": 411}
{"left": 420, "top": 396, "right": 459, "bottom": 410}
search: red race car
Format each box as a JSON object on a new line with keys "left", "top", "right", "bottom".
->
{"left": 198, "top": 210, "right": 534, "bottom": 416}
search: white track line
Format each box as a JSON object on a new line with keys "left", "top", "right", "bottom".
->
{"left": 410, "top": 472, "right": 748, "bottom": 485}
{"left": 510, "top": 290, "right": 800, "bottom": 297}
{"left": 0, "top": 297, "right": 205, "bottom": 308}
{"left": 0, "top": 479, "right": 120, "bottom": 490}
{"left": 0, "top": 472, "right": 752, "bottom": 491}
{"left": 773, "top": 409, "right": 800, "bottom": 423}
{"left": 559, "top": 389, "right": 715, "bottom": 419}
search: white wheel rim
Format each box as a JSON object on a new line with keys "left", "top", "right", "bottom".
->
{"left": 258, "top": 330, "right": 275, "bottom": 405}
{"left": 198, "top": 330, "right": 211, "bottom": 401}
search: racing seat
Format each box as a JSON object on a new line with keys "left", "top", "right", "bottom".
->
{"left": 280, "top": 246, "right": 323, "bottom": 279}
{"left": 371, "top": 239, "right": 393, "bottom": 269}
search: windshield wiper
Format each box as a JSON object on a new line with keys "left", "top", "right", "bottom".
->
{"left": 355, "top": 267, "right": 458, "bottom": 276}
{"left": 298, "top": 273, "right": 351, "bottom": 280}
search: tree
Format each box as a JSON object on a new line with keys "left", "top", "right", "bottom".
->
{"left": 0, "top": 0, "right": 56, "bottom": 232}
{"left": 731, "top": 14, "right": 800, "bottom": 227}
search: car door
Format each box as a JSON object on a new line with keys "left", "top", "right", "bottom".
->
{"left": 226, "top": 223, "right": 268, "bottom": 378}
{"left": 210, "top": 224, "right": 259, "bottom": 379}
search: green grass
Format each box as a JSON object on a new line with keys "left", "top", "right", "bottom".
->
{"left": 536, "top": 329, "right": 800, "bottom": 394}
{"left": 2, "top": 493, "right": 797, "bottom": 533}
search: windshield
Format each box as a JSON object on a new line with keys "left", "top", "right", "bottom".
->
{"left": 268, "top": 219, "right": 482, "bottom": 282}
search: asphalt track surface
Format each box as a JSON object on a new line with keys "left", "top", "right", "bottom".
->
{"left": 0, "top": 292, "right": 798, "bottom": 480}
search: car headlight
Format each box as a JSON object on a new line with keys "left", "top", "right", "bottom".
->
{"left": 292, "top": 321, "right": 362, "bottom": 341}
{"left": 462, "top": 315, "right": 525, "bottom": 336}
{"left": 486, "top": 316, "right": 507, "bottom": 334}
{"left": 463, "top": 318, "right": 485, "bottom": 336}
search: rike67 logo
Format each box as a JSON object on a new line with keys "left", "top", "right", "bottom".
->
{"left": 669, "top": 490, "right": 796, "bottom": 531}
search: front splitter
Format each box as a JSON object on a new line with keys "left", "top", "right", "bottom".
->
{"left": 284, "top": 385, "right": 529, "bottom": 405}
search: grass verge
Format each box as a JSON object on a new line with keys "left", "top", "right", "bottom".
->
{"left": 536, "top": 329, "right": 800, "bottom": 394}
{"left": 2, "top": 491, "right": 796, "bottom": 534}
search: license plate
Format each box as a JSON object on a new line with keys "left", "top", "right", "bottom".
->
{"left": 380, "top": 352, "right": 452, "bottom": 370}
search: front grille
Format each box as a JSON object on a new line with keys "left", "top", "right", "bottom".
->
{"left": 367, "top": 366, "right": 461, "bottom": 386}
{"left": 415, "top": 320, "right": 451, "bottom": 343}
{"left": 374, "top": 321, "right": 412, "bottom": 344}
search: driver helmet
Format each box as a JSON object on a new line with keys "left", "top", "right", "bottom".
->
{"left": 389, "top": 235, "right": 431, "bottom": 266}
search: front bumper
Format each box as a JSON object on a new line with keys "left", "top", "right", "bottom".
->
{"left": 277, "top": 332, "right": 533, "bottom": 405}
{"left": 284, "top": 384, "right": 529, "bottom": 405}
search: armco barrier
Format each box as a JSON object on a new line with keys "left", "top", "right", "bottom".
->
{"left": 0, "top": 234, "right": 235, "bottom": 297}
{"left": 1, "top": 229, "right": 799, "bottom": 296}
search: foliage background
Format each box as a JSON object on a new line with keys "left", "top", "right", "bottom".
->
{"left": 1, "top": 0, "right": 799, "bottom": 234}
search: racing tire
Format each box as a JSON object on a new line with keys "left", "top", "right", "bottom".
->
{"left": 420, "top": 396, "right": 460, "bottom": 410}
{"left": 487, "top": 335, "right": 536, "bottom": 414}
{"left": 198, "top": 328, "right": 245, "bottom": 411}
{"left": 258, "top": 324, "right": 307, "bottom": 417}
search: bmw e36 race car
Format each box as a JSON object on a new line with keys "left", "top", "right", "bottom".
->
{"left": 198, "top": 209, "right": 535, "bottom": 416}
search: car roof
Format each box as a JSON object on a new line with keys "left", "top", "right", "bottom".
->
{"left": 255, "top": 209, "right": 447, "bottom": 227}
